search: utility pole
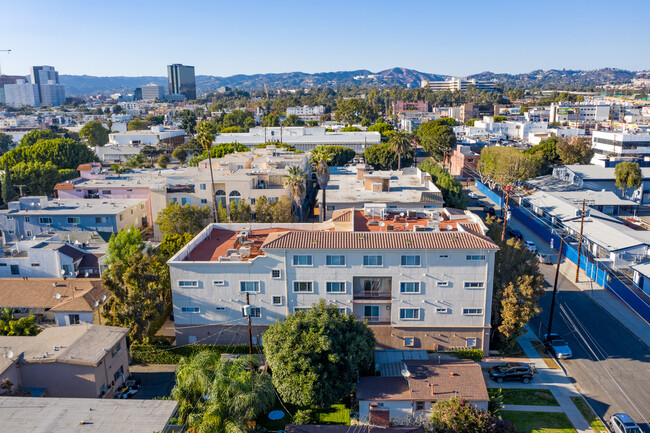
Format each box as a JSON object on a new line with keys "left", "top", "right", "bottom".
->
{"left": 573, "top": 199, "right": 594, "bottom": 283}
{"left": 500, "top": 185, "right": 513, "bottom": 242}
{"left": 15, "top": 185, "right": 26, "bottom": 197}
{"left": 546, "top": 231, "right": 565, "bottom": 345}
{"left": 245, "top": 292, "right": 254, "bottom": 388}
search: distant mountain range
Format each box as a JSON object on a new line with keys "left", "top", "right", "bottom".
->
{"left": 58, "top": 67, "right": 642, "bottom": 96}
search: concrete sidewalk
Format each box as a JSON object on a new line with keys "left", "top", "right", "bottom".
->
{"left": 559, "top": 258, "right": 650, "bottom": 348}
{"left": 503, "top": 404, "right": 564, "bottom": 412}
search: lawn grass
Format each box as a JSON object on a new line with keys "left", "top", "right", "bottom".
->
{"left": 257, "top": 400, "right": 350, "bottom": 430}
{"left": 318, "top": 403, "right": 351, "bottom": 424}
{"left": 489, "top": 388, "right": 559, "bottom": 406}
{"left": 531, "top": 340, "right": 561, "bottom": 369}
{"left": 570, "top": 396, "right": 608, "bottom": 433}
{"left": 501, "top": 410, "right": 577, "bottom": 433}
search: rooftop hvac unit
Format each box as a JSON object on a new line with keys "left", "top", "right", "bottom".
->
{"left": 413, "top": 225, "right": 426, "bottom": 232}
{"left": 239, "top": 246, "right": 251, "bottom": 258}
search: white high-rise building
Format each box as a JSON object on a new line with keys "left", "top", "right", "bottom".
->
{"left": 30, "top": 65, "right": 65, "bottom": 106}
{"left": 141, "top": 83, "right": 165, "bottom": 101}
{"left": 4, "top": 79, "right": 40, "bottom": 107}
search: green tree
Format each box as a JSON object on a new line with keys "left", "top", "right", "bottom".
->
{"left": 0, "top": 310, "right": 40, "bottom": 336}
{"left": 419, "top": 159, "right": 467, "bottom": 209}
{"left": 179, "top": 110, "right": 197, "bottom": 134}
{"left": 222, "top": 109, "right": 255, "bottom": 131}
{"left": 254, "top": 195, "right": 273, "bottom": 222}
{"left": 615, "top": 161, "right": 642, "bottom": 196}
{"left": 493, "top": 115, "right": 507, "bottom": 122}
{"left": 389, "top": 131, "right": 412, "bottom": 170}
{"left": 364, "top": 142, "right": 414, "bottom": 170}
{"left": 524, "top": 136, "right": 560, "bottom": 172}
{"left": 0, "top": 133, "right": 13, "bottom": 155}
{"left": 156, "top": 232, "right": 194, "bottom": 262}
{"left": 282, "top": 114, "right": 304, "bottom": 126}
{"left": 18, "top": 129, "right": 58, "bottom": 147}
{"left": 171, "top": 147, "right": 188, "bottom": 165}
{"left": 79, "top": 121, "right": 110, "bottom": 147}
{"left": 0, "top": 137, "right": 97, "bottom": 170}
{"left": 335, "top": 98, "right": 377, "bottom": 125}
{"left": 219, "top": 126, "right": 244, "bottom": 133}
{"left": 10, "top": 161, "right": 60, "bottom": 196}
{"left": 127, "top": 118, "right": 150, "bottom": 131}
{"left": 283, "top": 166, "right": 308, "bottom": 222}
{"left": 272, "top": 196, "right": 295, "bottom": 222}
{"left": 318, "top": 146, "right": 355, "bottom": 166}
{"left": 217, "top": 200, "right": 229, "bottom": 223}
{"left": 465, "top": 118, "right": 480, "bottom": 126}
{"left": 145, "top": 114, "right": 165, "bottom": 125}
{"left": 156, "top": 201, "right": 211, "bottom": 236}
{"left": 232, "top": 199, "right": 252, "bottom": 222}
{"left": 557, "top": 137, "right": 595, "bottom": 165}
{"left": 478, "top": 146, "right": 539, "bottom": 189}
{"left": 261, "top": 113, "right": 280, "bottom": 127}
{"left": 157, "top": 154, "right": 170, "bottom": 168}
{"left": 101, "top": 253, "right": 166, "bottom": 341}
{"left": 263, "top": 300, "right": 376, "bottom": 408}
{"left": 416, "top": 122, "right": 456, "bottom": 162}
{"left": 430, "top": 397, "right": 516, "bottom": 433}
{"left": 196, "top": 120, "right": 218, "bottom": 222}
{"left": 339, "top": 126, "right": 361, "bottom": 132}
{"left": 104, "top": 225, "right": 144, "bottom": 267}
{"left": 112, "top": 104, "right": 123, "bottom": 114}
{"left": 367, "top": 122, "right": 394, "bottom": 135}
{"left": 140, "top": 145, "right": 161, "bottom": 165}
{"left": 172, "top": 352, "right": 276, "bottom": 433}
{"left": 311, "top": 146, "right": 333, "bottom": 222}
{"left": 2, "top": 162, "right": 15, "bottom": 203}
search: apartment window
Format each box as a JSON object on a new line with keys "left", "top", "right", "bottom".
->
{"left": 401, "top": 255, "right": 421, "bottom": 266}
{"left": 200, "top": 198, "right": 208, "bottom": 204}
{"left": 39, "top": 217, "right": 52, "bottom": 224}
{"left": 199, "top": 183, "right": 207, "bottom": 190}
{"left": 415, "top": 401, "right": 425, "bottom": 411}
{"left": 67, "top": 217, "right": 80, "bottom": 224}
{"left": 26, "top": 231, "right": 32, "bottom": 237}
{"left": 215, "top": 306, "right": 226, "bottom": 311}
{"left": 326, "top": 255, "right": 346, "bottom": 266}
{"left": 437, "top": 281, "right": 449, "bottom": 287}
{"left": 102, "top": 190, "right": 111, "bottom": 195}
{"left": 272, "top": 296, "right": 282, "bottom": 305}
{"left": 111, "top": 342, "right": 122, "bottom": 357}
{"left": 170, "top": 198, "right": 177, "bottom": 203}
{"left": 435, "top": 307, "right": 448, "bottom": 313}
{"left": 463, "top": 308, "right": 483, "bottom": 315}
{"left": 250, "top": 198, "right": 256, "bottom": 205}
{"left": 400, "top": 282, "right": 421, "bottom": 293}
{"left": 130, "top": 209, "right": 134, "bottom": 215}
{"left": 399, "top": 308, "right": 420, "bottom": 320}
{"left": 250, "top": 307, "right": 261, "bottom": 318}
{"left": 294, "top": 307, "right": 311, "bottom": 312}
{"left": 178, "top": 280, "right": 199, "bottom": 288}
{"left": 466, "top": 338, "right": 477, "bottom": 347}
{"left": 293, "top": 281, "right": 313, "bottom": 292}
{"left": 271, "top": 270, "right": 281, "bottom": 279}
{"left": 363, "top": 255, "right": 383, "bottom": 267}
{"left": 338, "top": 308, "right": 347, "bottom": 314}
{"left": 6, "top": 216, "right": 12, "bottom": 220}
{"left": 438, "top": 254, "right": 450, "bottom": 259}
{"left": 24, "top": 216, "right": 30, "bottom": 222}
{"left": 181, "top": 198, "right": 190, "bottom": 206}
{"left": 326, "top": 282, "right": 346, "bottom": 293}
{"left": 31, "top": 263, "right": 40, "bottom": 267}
{"left": 240, "top": 281, "right": 260, "bottom": 292}
{"left": 466, "top": 254, "right": 486, "bottom": 261}
{"left": 213, "top": 280, "right": 225, "bottom": 286}
{"left": 292, "top": 255, "right": 313, "bottom": 266}
{"left": 141, "top": 204, "right": 144, "bottom": 209}
{"left": 181, "top": 307, "right": 200, "bottom": 313}
{"left": 464, "top": 282, "right": 485, "bottom": 289}
{"left": 95, "top": 217, "right": 108, "bottom": 223}
{"left": 69, "top": 314, "right": 80, "bottom": 325}
{"left": 113, "top": 365, "right": 124, "bottom": 382}
{"left": 10, "top": 265, "right": 19, "bottom": 275}
{"left": 119, "top": 214, "right": 124, "bottom": 221}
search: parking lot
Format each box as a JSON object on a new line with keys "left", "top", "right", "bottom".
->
{"left": 128, "top": 364, "right": 177, "bottom": 400}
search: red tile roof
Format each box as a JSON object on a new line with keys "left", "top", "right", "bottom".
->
{"left": 262, "top": 231, "right": 497, "bottom": 250}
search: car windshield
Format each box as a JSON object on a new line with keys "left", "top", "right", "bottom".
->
{"left": 626, "top": 427, "right": 641, "bottom": 433}
{"left": 551, "top": 339, "right": 567, "bottom": 346}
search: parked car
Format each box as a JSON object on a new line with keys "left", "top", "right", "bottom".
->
{"left": 524, "top": 240, "right": 537, "bottom": 252}
{"left": 114, "top": 386, "right": 139, "bottom": 399}
{"left": 537, "top": 253, "right": 552, "bottom": 264}
{"left": 609, "top": 414, "right": 642, "bottom": 433}
{"left": 507, "top": 227, "right": 523, "bottom": 239}
{"left": 548, "top": 338, "right": 572, "bottom": 359}
{"left": 488, "top": 362, "right": 534, "bottom": 384}
{"left": 468, "top": 192, "right": 479, "bottom": 199}
{"left": 483, "top": 205, "right": 496, "bottom": 215}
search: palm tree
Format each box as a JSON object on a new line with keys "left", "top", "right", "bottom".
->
{"left": 196, "top": 121, "right": 217, "bottom": 222}
{"left": 389, "top": 131, "right": 412, "bottom": 170}
{"left": 311, "top": 146, "right": 333, "bottom": 222}
{"left": 284, "top": 165, "right": 308, "bottom": 222}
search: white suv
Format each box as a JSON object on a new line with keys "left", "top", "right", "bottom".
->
{"left": 610, "top": 414, "right": 642, "bottom": 433}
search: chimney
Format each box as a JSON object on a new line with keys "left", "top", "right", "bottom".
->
{"left": 369, "top": 404, "right": 390, "bottom": 428}
{"left": 429, "top": 383, "right": 435, "bottom": 396}
{"left": 356, "top": 164, "right": 367, "bottom": 180}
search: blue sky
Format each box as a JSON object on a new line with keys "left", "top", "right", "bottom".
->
{"left": 1, "top": 0, "right": 649, "bottom": 77}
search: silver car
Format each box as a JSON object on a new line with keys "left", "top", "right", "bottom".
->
{"left": 549, "top": 338, "right": 572, "bottom": 359}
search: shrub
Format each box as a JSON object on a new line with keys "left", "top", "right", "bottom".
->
{"left": 130, "top": 342, "right": 252, "bottom": 364}
{"left": 293, "top": 409, "right": 317, "bottom": 425}
{"left": 449, "top": 349, "right": 484, "bottom": 362}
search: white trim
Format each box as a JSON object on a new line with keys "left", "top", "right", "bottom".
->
{"left": 462, "top": 308, "right": 483, "bottom": 315}
{"left": 178, "top": 280, "right": 199, "bottom": 288}
{"left": 240, "top": 281, "right": 260, "bottom": 292}
{"left": 293, "top": 281, "right": 314, "bottom": 293}
{"left": 399, "top": 308, "right": 420, "bottom": 320}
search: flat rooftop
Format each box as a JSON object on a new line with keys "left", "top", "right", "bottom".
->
{"left": 0, "top": 396, "right": 177, "bottom": 433}
{"left": 326, "top": 166, "right": 442, "bottom": 204}
{"left": 3, "top": 198, "right": 145, "bottom": 216}
{"left": 177, "top": 209, "right": 493, "bottom": 263}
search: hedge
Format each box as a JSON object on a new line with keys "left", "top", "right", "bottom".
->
{"left": 449, "top": 349, "right": 484, "bottom": 362}
{"left": 130, "top": 343, "right": 253, "bottom": 364}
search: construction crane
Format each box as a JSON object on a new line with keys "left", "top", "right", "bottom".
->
{"left": 0, "top": 49, "right": 11, "bottom": 75}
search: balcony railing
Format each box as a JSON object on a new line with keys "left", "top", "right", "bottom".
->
{"left": 357, "top": 316, "right": 390, "bottom": 324}
{"left": 353, "top": 290, "right": 392, "bottom": 300}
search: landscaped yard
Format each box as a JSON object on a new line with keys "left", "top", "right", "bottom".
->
{"left": 489, "top": 388, "right": 560, "bottom": 406}
{"left": 257, "top": 400, "right": 351, "bottom": 431}
{"left": 501, "top": 411, "right": 577, "bottom": 433}
{"left": 570, "top": 396, "right": 608, "bottom": 433}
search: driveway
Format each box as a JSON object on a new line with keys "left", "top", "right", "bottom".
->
{"left": 129, "top": 364, "right": 177, "bottom": 400}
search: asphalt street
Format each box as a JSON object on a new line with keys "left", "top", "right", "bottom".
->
{"left": 467, "top": 192, "right": 650, "bottom": 431}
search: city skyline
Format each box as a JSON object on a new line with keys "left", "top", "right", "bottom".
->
{"left": 1, "top": 0, "right": 649, "bottom": 77}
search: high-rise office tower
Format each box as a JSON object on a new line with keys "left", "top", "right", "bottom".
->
{"left": 141, "top": 83, "right": 165, "bottom": 101}
{"left": 167, "top": 64, "right": 196, "bottom": 100}
{"left": 29, "top": 65, "right": 65, "bottom": 106}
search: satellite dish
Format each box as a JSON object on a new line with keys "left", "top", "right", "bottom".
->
{"left": 55, "top": 293, "right": 61, "bottom": 300}
{"left": 379, "top": 221, "right": 385, "bottom": 227}
{"left": 404, "top": 223, "right": 409, "bottom": 228}
{"left": 400, "top": 368, "right": 411, "bottom": 378}
{"left": 60, "top": 269, "right": 66, "bottom": 276}
{"left": 101, "top": 295, "right": 107, "bottom": 302}
{"left": 5, "top": 350, "right": 13, "bottom": 359}
{"left": 84, "top": 272, "right": 89, "bottom": 278}
{"left": 400, "top": 212, "right": 405, "bottom": 217}
{"left": 94, "top": 301, "right": 99, "bottom": 308}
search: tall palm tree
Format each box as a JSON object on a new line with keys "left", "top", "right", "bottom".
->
{"left": 389, "top": 131, "right": 412, "bottom": 170}
{"left": 284, "top": 165, "right": 308, "bottom": 222}
{"left": 311, "top": 146, "right": 333, "bottom": 222}
{"left": 196, "top": 121, "right": 217, "bottom": 222}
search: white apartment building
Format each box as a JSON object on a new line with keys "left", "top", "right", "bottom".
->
{"left": 286, "top": 105, "right": 326, "bottom": 116}
{"left": 421, "top": 77, "right": 497, "bottom": 92}
{"left": 4, "top": 81, "right": 40, "bottom": 107}
{"left": 591, "top": 130, "right": 650, "bottom": 164}
{"left": 549, "top": 102, "right": 610, "bottom": 124}
{"left": 168, "top": 208, "right": 497, "bottom": 351}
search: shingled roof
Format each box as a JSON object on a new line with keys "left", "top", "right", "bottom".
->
{"left": 261, "top": 231, "right": 498, "bottom": 250}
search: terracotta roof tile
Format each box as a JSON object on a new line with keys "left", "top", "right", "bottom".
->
{"left": 262, "top": 231, "right": 498, "bottom": 250}
{"left": 54, "top": 183, "right": 75, "bottom": 190}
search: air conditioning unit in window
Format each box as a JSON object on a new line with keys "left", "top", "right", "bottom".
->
{"left": 213, "top": 281, "right": 225, "bottom": 286}
{"left": 404, "top": 337, "right": 415, "bottom": 347}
